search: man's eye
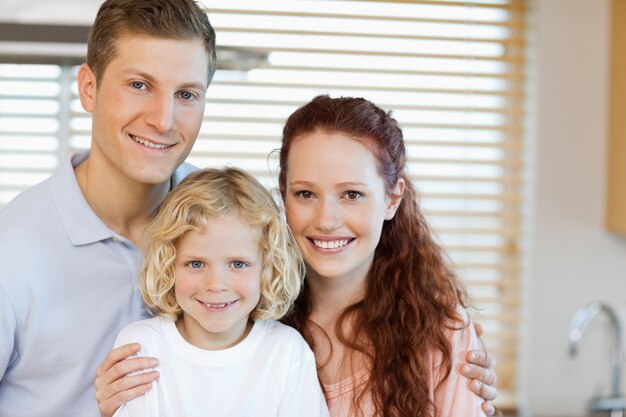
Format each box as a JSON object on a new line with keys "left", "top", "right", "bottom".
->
{"left": 188, "top": 261, "right": 204, "bottom": 269}
{"left": 180, "top": 91, "right": 195, "bottom": 101}
{"left": 230, "top": 261, "right": 247, "bottom": 269}
{"left": 131, "top": 81, "right": 146, "bottom": 90}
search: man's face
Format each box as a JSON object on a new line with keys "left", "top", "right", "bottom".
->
{"left": 78, "top": 35, "right": 209, "bottom": 185}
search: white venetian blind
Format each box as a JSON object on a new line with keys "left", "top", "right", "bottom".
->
{"left": 0, "top": 0, "right": 525, "bottom": 410}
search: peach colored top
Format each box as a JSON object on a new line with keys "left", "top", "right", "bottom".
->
{"left": 322, "top": 308, "right": 486, "bottom": 417}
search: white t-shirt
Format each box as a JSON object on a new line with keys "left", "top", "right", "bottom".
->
{"left": 112, "top": 316, "right": 330, "bottom": 417}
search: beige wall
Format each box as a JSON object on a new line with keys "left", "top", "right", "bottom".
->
{"left": 524, "top": 0, "right": 626, "bottom": 416}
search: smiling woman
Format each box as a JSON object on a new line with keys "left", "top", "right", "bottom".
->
{"left": 0, "top": 0, "right": 525, "bottom": 411}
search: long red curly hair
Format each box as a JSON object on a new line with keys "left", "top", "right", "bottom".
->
{"left": 279, "top": 95, "right": 470, "bottom": 417}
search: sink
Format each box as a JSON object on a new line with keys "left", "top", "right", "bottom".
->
{"left": 588, "top": 397, "right": 626, "bottom": 417}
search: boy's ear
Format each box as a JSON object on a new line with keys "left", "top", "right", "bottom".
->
{"left": 385, "top": 178, "right": 405, "bottom": 220}
{"left": 77, "top": 63, "right": 97, "bottom": 113}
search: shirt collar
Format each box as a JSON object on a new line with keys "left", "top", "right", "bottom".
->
{"left": 51, "top": 150, "right": 115, "bottom": 246}
{"left": 50, "top": 151, "right": 197, "bottom": 247}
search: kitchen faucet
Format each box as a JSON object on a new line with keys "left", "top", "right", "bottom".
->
{"left": 569, "top": 301, "right": 625, "bottom": 417}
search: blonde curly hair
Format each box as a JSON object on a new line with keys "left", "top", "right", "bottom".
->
{"left": 140, "top": 167, "right": 304, "bottom": 321}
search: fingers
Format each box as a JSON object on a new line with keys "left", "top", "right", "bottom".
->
{"left": 96, "top": 356, "right": 160, "bottom": 387}
{"left": 94, "top": 344, "right": 160, "bottom": 417}
{"left": 469, "top": 378, "right": 498, "bottom": 402}
{"left": 97, "top": 377, "right": 156, "bottom": 417}
{"left": 466, "top": 350, "right": 497, "bottom": 371}
{"left": 461, "top": 362, "right": 497, "bottom": 387}
{"left": 95, "top": 343, "right": 141, "bottom": 378}
{"left": 482, "top": 401, "right": 496, "bottom": 416}
{"left": 473, "top": 322, "right": 484, "bottom": 338}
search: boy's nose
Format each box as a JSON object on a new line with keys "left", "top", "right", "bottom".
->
{"left": 203, "top": 270, "right": 228, "bottom": 292}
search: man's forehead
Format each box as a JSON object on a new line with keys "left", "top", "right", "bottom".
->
{"left": 106, "top": 36, "right": 209, "bottom": 87}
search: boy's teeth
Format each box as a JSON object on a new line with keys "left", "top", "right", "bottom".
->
{"left": 313, "top": 239, "right": 349, "bottom": 249}
{"left": 131, "top": 135, "right": 170, "bottom": 149}
{"left": 204, "top": 301, "right": 231, "bottom": 308}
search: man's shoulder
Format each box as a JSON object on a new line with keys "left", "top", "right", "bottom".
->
{"left": 0, "top": 178, "right": 52, "bottom": 214}
{"left": 171, "top": 162, "right": 198, "bottom": 187}
{"left": 0, "top": 178, "right": 53, "bottom": 236}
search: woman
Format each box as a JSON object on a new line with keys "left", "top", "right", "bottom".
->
{"left": 278, "top": 95, "right": 490, "bottom": 417}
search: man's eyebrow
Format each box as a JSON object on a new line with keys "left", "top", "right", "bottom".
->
{"left": 120, "top": 68, "right": 207, "bottom": 90}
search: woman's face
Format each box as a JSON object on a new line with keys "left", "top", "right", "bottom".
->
{"left": 283, "top": 131, "right": 402, "bottom": 287}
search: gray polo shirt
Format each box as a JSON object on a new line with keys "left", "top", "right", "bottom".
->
{"left": 0, "top": 151, "right": 196, "bottom": 417}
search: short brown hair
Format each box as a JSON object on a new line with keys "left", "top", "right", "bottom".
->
{"left": 87, "top": 0, "right": 216, "bottom": 85}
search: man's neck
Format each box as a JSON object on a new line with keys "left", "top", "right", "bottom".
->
{"left": 74, "top": 156, "right": 170, "bottom": 245}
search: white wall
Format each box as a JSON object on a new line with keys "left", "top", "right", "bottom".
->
{"left": 524, "top": 0, "right": 626, "bottom": 416}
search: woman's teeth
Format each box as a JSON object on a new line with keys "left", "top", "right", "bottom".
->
{"left": 313, "top": 239, "right": 349, "bottom": 249}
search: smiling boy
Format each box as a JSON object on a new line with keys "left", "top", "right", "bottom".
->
{"left": 0, "top": 1, "right": 215, "bottom": 416}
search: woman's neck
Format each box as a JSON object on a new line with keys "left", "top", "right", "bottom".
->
{"left": 307, "top": 271, "right": 366, "bottom": 324}
{"left": 305, "top": 271, "right": 369, "bottom": 385}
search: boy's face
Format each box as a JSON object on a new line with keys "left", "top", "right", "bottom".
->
{"left": 173, "top": 214, "right": 263, "bottom": 350}
{"left": 78, "top": 35, "right": 209, "bottom": 185}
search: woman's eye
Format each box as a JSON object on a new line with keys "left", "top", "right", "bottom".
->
{"left": 296, "top": 190, "right": 313, "bottom": 199}
{"left": 131, "top": 81, "right": 146, "bottom": 90}
{"left": 346, "top": 191, "right": 362, "bottom": 200}
{"left": 230, "top": 261, "right": 247, "bottom": 269}
{"left": 188, "top": 261, "right": 204, "bottom": 269}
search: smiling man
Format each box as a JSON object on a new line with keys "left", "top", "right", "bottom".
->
{"left": 0, "top": 1, "right": 216, "bottom": 416}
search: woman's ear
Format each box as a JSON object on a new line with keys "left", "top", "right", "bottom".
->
{"left": 77, "top": 63, "right": 97, "bottom": 113}
{"left": 385, "top": 178, "right": 405, "bottom": 220}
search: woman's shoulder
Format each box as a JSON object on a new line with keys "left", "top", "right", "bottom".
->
{"left": 443, "top": 305, "right": 481, "bottom": 355}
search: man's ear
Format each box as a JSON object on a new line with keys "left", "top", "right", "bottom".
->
{"left": 77, "top": 64, "right": 97, "bottom": 113}
{"left": 385, "top": 178, "right": 405, "bottom": 220}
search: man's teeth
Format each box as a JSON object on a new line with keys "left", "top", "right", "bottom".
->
{"left": 313, "top": 239, "right": 349, "bottom": 249}
{"left": 131, "top": 135, "right": 170, "bottom": 149}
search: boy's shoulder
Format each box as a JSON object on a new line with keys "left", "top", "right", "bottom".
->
{"left": 255, "top": 320, "right": 313, "bottom": 356}
{"left": 258, "top": 319, "right": 303, "bottom": 339}
{"left": 115, "top": 316, "right": 165, "bottom": 347}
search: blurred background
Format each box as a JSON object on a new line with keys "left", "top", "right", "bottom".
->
{"left": 1, "top": 1, "right": 625, "bottom": 416}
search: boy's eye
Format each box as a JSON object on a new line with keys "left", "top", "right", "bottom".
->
{"left": 188, "top": 261, "right": 204, "bottom": 269}
{"left": 230, "top": 261, "right": 247, "bottom": 269}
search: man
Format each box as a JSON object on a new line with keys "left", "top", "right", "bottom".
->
{"left": 0, "top": 1, "right": 215, "bottom": 416}
{"left": 0, "top": 1, "right": 496, "bottom": 416}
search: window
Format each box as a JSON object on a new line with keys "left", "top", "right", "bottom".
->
{"left": 0, "top": 0, "right": 525, "bottom": 410}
